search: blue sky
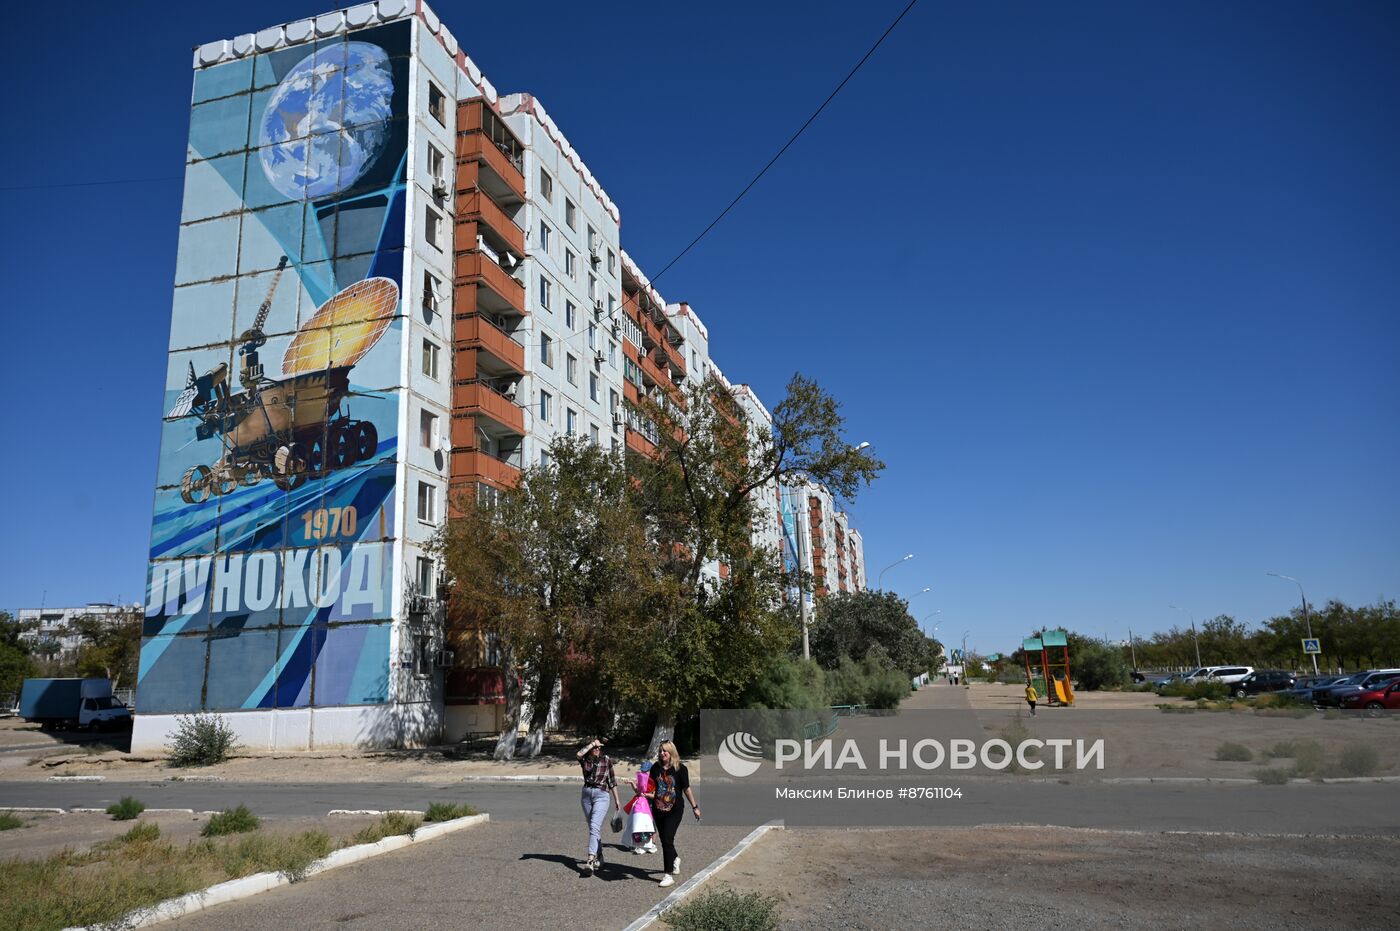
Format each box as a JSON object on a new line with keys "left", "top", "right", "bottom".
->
{"left": 1, "top": 1, "right": 1395, "bottom": 655}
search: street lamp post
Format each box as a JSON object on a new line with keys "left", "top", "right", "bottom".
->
{"left": 908, "top": 586, "right": 932, "bottom": 603}
{"left": 1267, "top": 572, "right": 1318, "bottom": 676}
{"left": 1168, "top": 605, "right": 1202, "bottom": 667}
{"left": 878, "top": 554, "right": 913, "bottom": 589}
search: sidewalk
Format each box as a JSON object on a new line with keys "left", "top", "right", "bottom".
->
{"left": 166, "top": 818, "right": 752, "bottom": 931}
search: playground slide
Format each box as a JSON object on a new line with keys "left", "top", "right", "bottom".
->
{"left": 1054, "top": 678, "right": 1074, "bottom": 706}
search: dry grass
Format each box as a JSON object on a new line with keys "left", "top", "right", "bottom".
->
{"left": 0, "top": 822, "right": 333, "bottom": 931}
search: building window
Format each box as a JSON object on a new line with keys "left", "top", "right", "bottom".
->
{"left": 565, "top": 408, "right": 577, "bottom": 435}
{"left": 539, "top": 167, "right": 553, "bottom": 202}
{"left": 609, "top": 388, "right": 619, "bottom": 415}
{"left": 587, "top": 322, "right": 597, "bottom": 350}
{"left": 417, "top": 482, "right": 437, "bottom": 524}
{"left": 428, "top": 82, "right": 446, "bottom": 124}
{"left": 607, "top": 294, "right": 616, "bottom": 317}
{"left": 588, "top": 274, "right": 597, "bottom": 300}
{"left": 413, "top": 631, "right": 433, "bottom": 678}
{"left": 538, "top": 275, "right": 551, "bottom": 311}
{"left": 422, "top": 339, "right": 439, "bottom": 379}
{"left": 564, "top": 300, "right": 575, "bottom": 330}
{"left": 538, "top": 390, "right": 552, "bottom": 422}
{"left": 538, "top": 220, "right": 551, "bottom": 255}
{"left": 607, "top": 249, "right": 616, "bottom": 275}
{"left": 566, "top": 353, "right": 578, "bottom": 385}
{"left": 611, "top": 436, "right": 620, "bottom": 453}
{"left": 540, "top": 449, "right": 551, "bottom": 468}
{"left": 608, "top": 340, "right": 617, "bottom": 367}
{"left": 420, "top": 409, "right": 438, "bottom": 448}
{"left": 422, "top": 270, "right": 441, "bottom": 317}
{"left": 587, "top": 224, "right": 597, "bottom": 254}
{"left": 425, "top": 206, "right": 442, "bottom": 250}
{"left": 427, "top": 144, "right": 445, "bottom": 186}
{"left": 590, "top": 423, "right": 601, "bottom": 445}
{"left": 564, "top": 198, "right": 577, "bottom": 229}
{"left": 565, "top": 249, "right": 576, "bottom": 279}
{"left": 540, "top": 332, "right": 554, "bottom": 367}
{"left": 416, "top": 556, "right": 434, "bottom": 595}
{"left": 588, "top": 372, "right": 599, "bottom": 403}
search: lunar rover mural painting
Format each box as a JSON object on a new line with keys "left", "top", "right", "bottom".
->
{"left": 140, "top": 21, "right": 413, "bottom": 716}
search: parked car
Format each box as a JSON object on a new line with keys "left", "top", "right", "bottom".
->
{"left": 1182, "top": 666, "right": 1227, "bottom": 681}
{"left": 1206, "top": 666, "right": 1255, "bottom": 686}
{"left": 1277, "top": 675, "right": 1340, "bottom": 702}
{"left": 1310, "top": 669, "right": 1400, "bottom": 705}
{"left": 1152, "top": 672, "right": 1190, "bottom": 691}
{"left": 1232, "top": 669, "right": 1295, "bottom": 698}
{"left": 1322, "top": 670, "right": 1400, "bottom": 708}
{"left": 1339, "top": 679, "right": 1400, "bottom": 715}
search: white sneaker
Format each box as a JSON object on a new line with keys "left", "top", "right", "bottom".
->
{"left": 671, "top": 856, "right": 680, "bottom": 874}
{"left": 644, "top": 842, "right": 657, "bottom": 853}
{"left": 658, "top": 874, "right": 675, "bottom": 888}
{"left": 632, "top": 846, "right": 643, "bottom": 855}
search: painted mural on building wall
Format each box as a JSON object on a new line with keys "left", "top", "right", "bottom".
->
{"left": 140, "top": 22, "right": 411, "bottom": 714}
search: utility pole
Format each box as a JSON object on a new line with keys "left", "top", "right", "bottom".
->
{"left": 1128, "top": 628, "right": 1138, "bottom": 670}
{"left": 1169, "top": 605, "right": 1202, "bottom": 668}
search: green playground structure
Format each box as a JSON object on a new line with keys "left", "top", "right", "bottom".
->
{"left": 1022, "top": 629, "right": 1075, "bottom": 706}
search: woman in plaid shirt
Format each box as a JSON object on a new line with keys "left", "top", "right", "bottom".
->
{"left": 576, "top": 737, "right": 623, "bottom": 874}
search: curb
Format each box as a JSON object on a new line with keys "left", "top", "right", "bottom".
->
{"left": 621, "top": 821, "right": 784, "bottom": 931}
{"left": 68, "top": 808, "right": 198, "bottom": 815}
{"left": 65, "top": 813, "right": 489, "bottom": 931}
{"left": 459, "top": 774, "right": 579, "bottom": 783}
{"left": 0, "top": 806, "right": 66, "bottom": 813}
{"left": 1099, "top": 777, "right": 1256, "bottom": 785}
{"left": 48, "top": 775, "right": 105, "bottom": 783}
{"left": 327, "top": 809, "right": 426, "bottom": 816}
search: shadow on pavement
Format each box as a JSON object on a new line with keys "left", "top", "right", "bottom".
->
{"left": 519, "top": 844, "right": 663, "bottom": 883}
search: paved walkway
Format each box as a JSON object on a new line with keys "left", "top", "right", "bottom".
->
{"left": 168, "top": 818, "right": 751, "bottom": 931}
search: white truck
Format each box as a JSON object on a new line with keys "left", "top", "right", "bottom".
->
{"left": 19, "top": 677, "right": 132, "bottom": 730}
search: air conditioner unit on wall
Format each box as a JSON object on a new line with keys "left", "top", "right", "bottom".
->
{"left": 431, "top": 175, "right": 450, "bottom": 198}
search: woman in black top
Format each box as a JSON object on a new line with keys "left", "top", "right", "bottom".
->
{"left": 642, "top": 740, "right": 701, "bottom": 887}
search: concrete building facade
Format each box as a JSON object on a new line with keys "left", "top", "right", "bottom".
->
{"left": 141, "top": 1, "right": 871, "bottom": 749}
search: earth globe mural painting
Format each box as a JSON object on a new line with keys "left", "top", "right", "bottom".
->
{"left": 259, "top": 41, "right": 395, "bottom": 201}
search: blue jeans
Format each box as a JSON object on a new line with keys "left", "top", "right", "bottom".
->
{"left": 581, "top": 787, "right": 609, "bottom": 856}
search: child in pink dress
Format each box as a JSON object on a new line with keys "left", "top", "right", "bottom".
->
{"left": 626, "top": 763, "right": 657, "bottom": 854}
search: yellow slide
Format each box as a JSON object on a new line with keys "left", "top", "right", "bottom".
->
{"left": 1053, "top": 677, "right": 1074, "bottom": 706}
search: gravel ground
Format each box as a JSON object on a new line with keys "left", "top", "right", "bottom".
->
{"left": 715, "top": 826, "right": 1400, "bottom": 930}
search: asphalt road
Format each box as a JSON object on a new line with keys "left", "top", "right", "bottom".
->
{"left": 3, "top": 780, "right": 1397, "bottom": 835}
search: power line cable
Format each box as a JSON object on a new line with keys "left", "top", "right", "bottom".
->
{"left": 527, "top": 0, "right": 922, "bottom": 363}
{"left": 648, "top": 0, "right": 921, "bottom": 286}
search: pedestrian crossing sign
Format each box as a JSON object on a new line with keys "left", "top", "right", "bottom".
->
{"left": 1302, "top": 638, "right": 1321, "bottom": 654}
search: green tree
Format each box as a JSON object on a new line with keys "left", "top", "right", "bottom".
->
{"left": 71, "top": 608, "right": 143, "bottom": 689}
{"left": 810, "top": 591, "right": 934, "bottom": 678}
{"left": 607, "top": 373, "right": 884, "bottom": 755}
{"left": 434, "top": 437, "right": 651, "bottom": 759}
{"left": 0, "top": 611, "right": 37, "bottom": 698}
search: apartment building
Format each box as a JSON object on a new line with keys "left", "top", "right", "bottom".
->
{"left": 142, "top": 1, "right": 870, "bottom": 749}
{"left": 781, "top": 477, "right": 868, "bottom": 609}
{"left": 14, "top": 603, "right": 140, "bottom": 658}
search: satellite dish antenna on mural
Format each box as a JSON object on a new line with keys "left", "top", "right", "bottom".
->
{"left": 168, "top": 259, "right": 397, "bottom": 504}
